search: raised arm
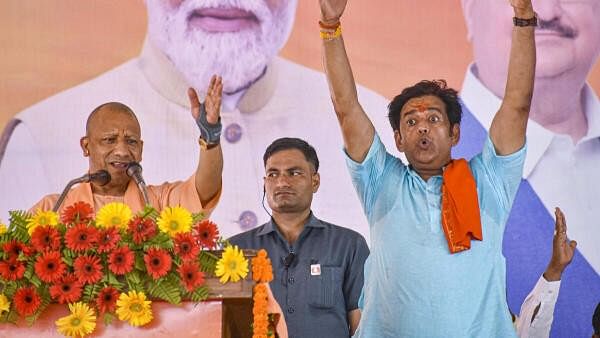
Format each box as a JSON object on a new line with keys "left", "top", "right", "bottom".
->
{"left": 188, "top": 75, "right": 224, "bottom": 206}
{"left": 488, "top": 0, "right": 536, "bottom": 155}
{"left": 320, "top": 0, "right": 375, "bottom": 162}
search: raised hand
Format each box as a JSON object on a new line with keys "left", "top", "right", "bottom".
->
{"left": 319, "top": 0, "right": 348, "bottom": 25}
{"left": 544, "top": 207, "right": 577, "bottom": 281}
{"left": 188, "top": 75, "right": 223, "bottom": 125}
{"left": 509, "top": 0, "right": 534, "bottom": 17}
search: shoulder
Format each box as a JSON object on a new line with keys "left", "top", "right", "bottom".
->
{"left": 228, "top": 224, "right": 269, "bottom": 247}
{"left": 317, "top": 219, "right": 368, "bottom": 245}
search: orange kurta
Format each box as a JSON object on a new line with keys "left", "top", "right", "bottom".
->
{"left": 30, "top": 175, "right": 220, "bottom": 216}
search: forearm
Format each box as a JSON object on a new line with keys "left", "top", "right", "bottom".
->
{"left": 490, "top": 8, "right": 536, "bottom": 155}
{"left": 194, "top": 145, "right": 223, "bottom": 206}
{"left": 322, "top": 32, "right": 375, "bottom": 162}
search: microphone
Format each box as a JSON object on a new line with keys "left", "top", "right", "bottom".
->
{"left": 283, "top": 251, "right": 296, "bottom": 268}
{"left": 52, "top": 170, "right": 111, "bottom": 212}
{"left": 126, "top": 162, "right": 150, "bottom": 206}
{"left": 261, "top": 185, "right": 272, "bottom": 218}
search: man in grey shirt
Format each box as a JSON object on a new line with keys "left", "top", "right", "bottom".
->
{"left": 229, "top": 137, "right": 369, "bottom": 338}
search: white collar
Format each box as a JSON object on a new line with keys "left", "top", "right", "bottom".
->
{"left": 460, "top": 63, "right": 600, "bottom": 177}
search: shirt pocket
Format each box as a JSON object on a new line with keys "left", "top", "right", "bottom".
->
{"left": 308, "top": 265, "right": 343, "bottom": 309}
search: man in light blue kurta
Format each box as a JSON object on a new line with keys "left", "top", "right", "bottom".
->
{"left": 346, "top": 134, "right": 525, "bottom": 336}
{"left": 319, "top": 0, "right": 537, "bottom": 336}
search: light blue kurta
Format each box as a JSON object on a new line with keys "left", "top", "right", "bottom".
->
{"left": 347, "top": 134, "right": 525, "bottom": 337}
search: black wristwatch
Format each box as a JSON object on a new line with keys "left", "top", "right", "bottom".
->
{"left": 513, "top": 12, "right": 538, "bottom": 27}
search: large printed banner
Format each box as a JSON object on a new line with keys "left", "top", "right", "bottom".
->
{"left": 1, "top": 1, "right": 599, "bottom": 336}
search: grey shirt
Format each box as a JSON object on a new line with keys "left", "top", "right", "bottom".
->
{"left": 229, "top": 212, "right": 369, "bottom": 338}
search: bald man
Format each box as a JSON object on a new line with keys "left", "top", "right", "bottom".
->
{"left": 31, "top": 76, "right": 223, "bottom": 214}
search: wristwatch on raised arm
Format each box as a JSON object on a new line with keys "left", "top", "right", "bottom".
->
{"left": 513, "top": 12, "right": 538, "bottom": 27}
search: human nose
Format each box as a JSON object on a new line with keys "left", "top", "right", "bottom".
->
{"left": 533, "top": 0, "right": 563, "bottom": 21}
{"left": 112, "top": 139, "right": 131, "bottom": 157}
{"left": 417, "top": 122, "right": 429, "bottom": 135}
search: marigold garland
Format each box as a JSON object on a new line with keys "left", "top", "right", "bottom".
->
{"left": 251, "top": 250, "right": 275, "bottom": 338}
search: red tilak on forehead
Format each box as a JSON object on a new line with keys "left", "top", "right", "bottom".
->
{"left": 415, "top": 103, "right": 428, "bottom": 112}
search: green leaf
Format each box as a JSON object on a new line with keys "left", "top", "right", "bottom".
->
{"left": 189, "top": 286, "right": 209, "bottom": 302}
{"left": 147, "top": 274, "right": 181, "bottom": 304}
{"left": 198, "top": 251, "right": 218, "bottom": 274}
{"left": 61, "top": 248, "right": 77, "bottom": 267}
{"left": 125, "top": 271, "right": 143, "bottom": 292}
{"left": 140, "top": 206, "right": 159, "bottom": 220}
{"left": 0, "top": 308, "right": 19, "bottom": 324}
{"left": 143, "top": 232, "right": 173, "bottom": 250}
{"left": 192, "top": 212, "right": 206, "bottom": 224}
{"left": 103, "top": 312, "right": 115, "bottom": 326}
{"left": 8, "top": 210, "right": 31, "bottom": 243}
{"left": 103, "top": 271, "right": 124, "bottom": 290}
{"left": 82, "top": 283, "right": 100, "bottom": 303}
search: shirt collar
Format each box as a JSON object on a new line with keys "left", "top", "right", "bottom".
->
{"left": 256, "top": 212, "right": 324, "bottom": 236}
{"left": 138, "top": 37, "right": 279, "bottom": 114}
{"left": 461, "top": 64, "right": 600, "bottom": 177}
{"left": 461, "top": 63, "right": 552, "bottom": 178}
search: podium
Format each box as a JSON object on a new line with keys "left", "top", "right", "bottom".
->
{"left": 0, "top": 252, "right": 260, "bottom": 338}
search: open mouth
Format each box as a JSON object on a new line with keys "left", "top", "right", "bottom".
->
{"left": 109, "top": 161, "right": 129, "bottom": 170}
{"left": 188, "top": 7, "right": 259, "bottom": 33}
{"left": 418, "top": 138, "right": 431, "bottom": 150}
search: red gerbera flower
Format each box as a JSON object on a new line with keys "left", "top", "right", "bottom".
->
{"left": 97, "top": 227, "right": 121, "bottom": 253}
{"left": 128, "top": 216, "right": 157, "bottom": 244}
{"left": 177, "top": 260, "right": 205, "bottom": 292}
{"left": 144, "top": 248, "right": 172, "bottom": 280}
{"left": 65, "top": 223, "right": 98, "bottom": 252}
{"left": 0, "top": 258, "right": 26, "bottom": 281}
{"left": 30, "top": 225, "right": 61, "bottom": 252}
{"left": 194, "top": 219, "right": 220, "bottom": 249}
{"left": 49, "top": 274, "right": 83, "bottom": 304}
{"left": 96, "top": 286, "right": 119, "bottom": 314}
{"left": 34, "top": 250, "right": 66, "bottom": 283}
{"left": 73, "top": 255, "right": 103, "bottom": 284}
{"left": 108, "top": 246, "right": 134, "bottom": 275}
{"left": 174, "top": 233, "right": 200, "bottom": 261}
{"left": 61, "top": 201, "right": 94, "bottom": 224}
{"left": 2, "top": 240, "right": 32, "bottom": 258}
{"left": 14, "top": 286, "right": 41, "bottom": 316}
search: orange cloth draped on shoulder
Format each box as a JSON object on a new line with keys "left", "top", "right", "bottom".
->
{"left": 441, "top": 159, "right": 482, "bottom": 254}
{"left": 29, "top": 175, "right": 220, "bottom": 216}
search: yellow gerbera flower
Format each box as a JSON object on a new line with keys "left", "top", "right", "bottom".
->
{"left": 0, "top": 221, "right": 7, "bottom": 235}
{"left": 27, "top": 209, "right": 59, "bottom": 235}
{"left": 157, "top": 206, "right": 192, "bottom": 237}
{"left": 116, "top": 290, "right": 153, "bottom": 327}
{"left": 55, "top": 302, "right": 96, "bottom": 337}
{"left": 95, "top": 202, "right": 132, "bottom": 229}
{"left": 215, "top": 245, "right": 249, "bottom": 283}
{"left": 0, "top": 294, "right": 10, "bottom": 314}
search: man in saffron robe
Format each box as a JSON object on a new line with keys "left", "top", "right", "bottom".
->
{"left": 31, "top": 76, "right": 224, "bottom": 215}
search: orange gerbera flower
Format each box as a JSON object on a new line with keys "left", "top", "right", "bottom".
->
{"left": 194, "top": 219, "right": 220, "bottom": 249}
{"left": 61, "top": 201, "right": 94, "bottom": 224}
{"left": 30, "top": 225, "right": 61, "bottom": 252}
{"left": 96, "top": 286, "right": 119, "bottom": 314}
{"left": 177, "top": 261, "right": 205, "bottom": 292}
{"left": 49, "top": 274, "right": 83, "bottom": 304}
{"left": 73, "top": 255, "right": 103, "bottom": 284}
{"left": 174, "top": 233, "right": 200, "bottom": 261}
{"left": 97, "top": 227, "right": 121, "bottom": 254}
{"left": 0, "top": 258, "right": 26, "bottom": 281}
{"left": 14, "top": 286, "right": 41, "bottom": 316}
{"left": 108, "top": 246, "right": 135, "bottom": 275}
{"left": 128, "top": 216, "right": 157, "bottom": 245}
{"left": 65, "top": 223, "right": 98, "bottom": 252}
{"left": 34, "top": 250, "right": 66, "bottom": 283}
{"left": 144, "top": 248, "right": 172, "bottom": 280}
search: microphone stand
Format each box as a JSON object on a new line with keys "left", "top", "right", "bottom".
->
{"left": 52, "top": 170, "right": 110, "bottom": 212}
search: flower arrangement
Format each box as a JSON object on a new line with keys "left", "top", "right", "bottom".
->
{"left": 0, "top": 201, "right": 245, "bottom": 337}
